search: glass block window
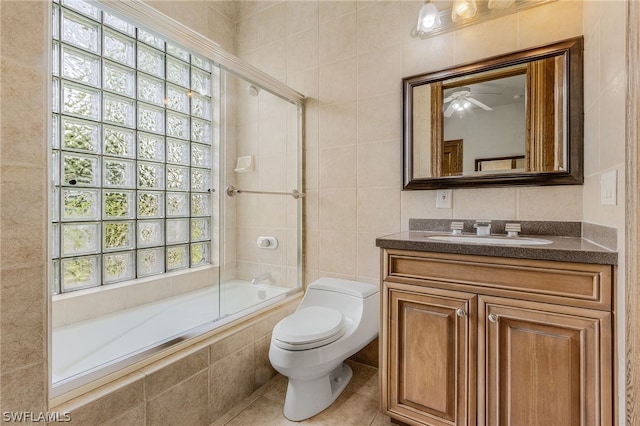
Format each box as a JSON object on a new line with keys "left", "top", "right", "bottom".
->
{"left": 51, "top": 0, "right": 216, "bottom": 293}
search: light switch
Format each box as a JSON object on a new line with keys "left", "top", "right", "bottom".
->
{"left": 600, "top": 170, "right": 617, "bottom": 206}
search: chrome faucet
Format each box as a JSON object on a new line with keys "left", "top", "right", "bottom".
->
{"left": 474, "top": 220, "right": 492, "bottom": 236}
{"left": 250, "top": 272, "right": 271, "bottom": 285}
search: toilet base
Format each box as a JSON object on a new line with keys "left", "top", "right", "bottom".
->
{"left": 282, "top": 362, "right": 353, "bottom": 421}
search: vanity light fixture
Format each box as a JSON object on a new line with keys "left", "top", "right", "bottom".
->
{"left": 410, "top": 0, "right": 556, "bottom": 40}
{"left": 451, "top": 0, "right": 478, "bottom": 22}
{"left": 411, "top": 1, "right": 442, "bottom": 39}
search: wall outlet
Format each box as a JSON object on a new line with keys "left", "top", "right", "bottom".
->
{"left": 436, "top": 189, "right": 453, "bottom": 209}
{"left": 600, "top": 170, "right": 617, "bottom": 206}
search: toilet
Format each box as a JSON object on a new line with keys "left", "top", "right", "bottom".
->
{"left": 268, "top": 278, "right": 379, "bottom": 421}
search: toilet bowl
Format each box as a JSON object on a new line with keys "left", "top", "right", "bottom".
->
{"left": 268, "top": 278, "right": 379, "bottom": 421}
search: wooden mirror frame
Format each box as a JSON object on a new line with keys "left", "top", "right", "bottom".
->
{"left": 403, "top": 36, "right": 583, "bottom": 190}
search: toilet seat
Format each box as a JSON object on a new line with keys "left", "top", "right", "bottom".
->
{"left": 272, "top": 306, "right": 346, "bottom": 350}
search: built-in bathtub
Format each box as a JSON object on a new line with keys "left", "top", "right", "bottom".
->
{"left": 52, "top": 280, "right": 291, "bottom": 390}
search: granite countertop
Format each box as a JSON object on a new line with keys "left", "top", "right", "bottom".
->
{"left": 376, "top": 230, "right": 618, "bottom": 265}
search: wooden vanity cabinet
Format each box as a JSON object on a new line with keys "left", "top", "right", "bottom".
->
{"left": 380, "top": 249, "right": 614, "bottom": 426}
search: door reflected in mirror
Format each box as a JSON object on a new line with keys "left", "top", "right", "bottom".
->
{"left": 403, "top": 37, "right": 583, "bottom": 189}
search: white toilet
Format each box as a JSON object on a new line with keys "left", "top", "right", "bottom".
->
{"left": 268, "top": 278, "right": 379, "bottom": 421}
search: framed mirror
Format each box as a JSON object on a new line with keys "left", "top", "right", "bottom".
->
{"left": 403, "top": 37, "right": 583, "bottom": 189}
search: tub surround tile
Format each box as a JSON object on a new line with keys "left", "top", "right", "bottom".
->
{"left": 142, "top": 347, "right": 209, "bottom": 400}
{"left": 209, "top": 344, "right": 255, "bottom": 421}
{"left": 146, "top": 370, "right": 209, "bottom": 426}
{"left": 0, "top": 363, "right": 48, "bottom": 415}
{"left": 262, "top": 375, "right": 288, "bottom": 404}
{"left": 100, "top": 404, "right": 145, "bottom": 426}
{"left": 57, "top": 375, "right": 145, "bottom": 425}
{"left": 253, "top": 333, "right": 277, "bottom": 388}
{"left": 210, "top": 326, "right": 254, "bottom": 364}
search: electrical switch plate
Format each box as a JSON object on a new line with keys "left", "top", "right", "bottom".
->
{"left": 600, "top": 170, "right": 617, "bottom": 205}
{"left": 436, "top": 189, "right": 453, "bottom": 209}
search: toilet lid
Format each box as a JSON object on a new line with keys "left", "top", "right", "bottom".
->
{"left": 273, "top": 306, "right": 345, "bottom": 347}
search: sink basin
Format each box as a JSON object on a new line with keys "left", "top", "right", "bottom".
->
{"left": 427, "top": 235, "right": 553, "bottom": 246}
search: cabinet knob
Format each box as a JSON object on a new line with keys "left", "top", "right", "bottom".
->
{"left": 488, "top": 314, "right": 499, "bottom": 323}
{"left": 456, "top": 308, "right": 467, "bottom": 317}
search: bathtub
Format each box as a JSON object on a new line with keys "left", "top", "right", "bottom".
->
{"left": 52, "top": 280, "right": 289, "bottom": 387}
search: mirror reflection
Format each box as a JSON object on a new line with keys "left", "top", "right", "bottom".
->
{"left": 404, "top": 37, "right": 583, "bottom": 189}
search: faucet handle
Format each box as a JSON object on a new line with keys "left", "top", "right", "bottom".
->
{"left": 450, "top": 221, "right": 464, "bottom": 235}
{"left": 505, "top": 223, "right": 521, "bottom": 237}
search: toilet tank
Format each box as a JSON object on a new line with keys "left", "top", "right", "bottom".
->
{"left": 299, "top": 278, "right": 379, "bottom": 323}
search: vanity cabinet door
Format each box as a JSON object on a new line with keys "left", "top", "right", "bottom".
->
{"left": 479, "top": 296, "right": 612, "bottom": 426}
{"left": 381, "top": 281, "right": 477, "bottom": 426}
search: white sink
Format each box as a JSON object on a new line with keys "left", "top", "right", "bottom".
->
{"left": 427, "top": 235, "right": 553, "bottom": 246}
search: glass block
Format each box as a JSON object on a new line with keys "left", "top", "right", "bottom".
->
{"left": 166, "top": 43, "right": 189, "bottom": 61}
{"left": 103, "top": 157, "right": 135, "bottom": 188}
{"left": 103, "top": 190, "right": 135, "bottom": 219}
{"left": 63, "top": 152, "right": 100, "bottom": 186}
{"left": 166, "top": 192, "right": 189, "bottom": 216}
{"left": 103, "top": 125, "right": 135, "bottom": 158}
{"left": 166, "top": 84, "right": 189, "bottom": 113}
{"left": 62, "top": 255, "right": 100, "bottom": 291}
{"left": 62, "top": 44, "right": 100, "bottom": 86}
{"left": 138, "top": 74, "right": 165, "bottom": 106}
{"left": 53, "top": 186, "right": 60, "bottom": 222}
{"left": 103, "top": 60, "right": 135, "bottom": 97}
{"left": 137, "top": 191, "right": 164, "bottom": 218}
{"left": 103, "top": 221, "right": 135, "bottom": 251}
{"left": 191, "top": 143, "right": 211, "bottom": 167}
{"left": 137, "top": 247, "right": 165, "bottom": 276}
{"left": 62, "top": 188, "right": 100, "bottom": 221}
{"left": 53, "top": 151, "right": 60, "bottom": 185}
{"left": 52, "top": 78, "right": 60, "bottom": 113}
{"left": 191, "top": 242, "right": 210, "bottom": 266}
{"left": 166, "top": 245, "right": 188, "bottom": 271}
{"left": 103, "top": 28, "right": 135, "bottom": 67}
{"left": 138, "top": 44, "right": 164, "bottom": 78}
{"left": 137, "top": 132, "right": 165, "bottom": 162}
{"left": 191, "top": 93, "right": 211, "bottom": 119}
{"left": 137, "top": 162, "right": 164, "bottom": 189}
{"left": 166, "top": 166, "right": 189, "bottom": 191}
{"left": 167, "top": 57, "right": 189, "bottom": 88}
{"left": 190, "top": 218, "right": 210, "bottom": 242}
{"left": 167, "top": 111, "right": 189, "bottom": 140}
{"left": 62, "top": 0, "right": 100, "bottom": 20}
{"left": 191, "top": 168, "right": 210, "bottom": 192}
{"left": 62, "top": 80, "right": 100, "bottom": 120}
{"left": 191, "top": 193, "right": 210, "bottom": 216}
{"left": 191, "top": 119, "right": 211, "bottom": 143}
{"left": 138, "top": 103, "right": 165, "bottom": 134}
{"left": 52, "top": 223, "right": 60, "bottom": 258}
{"left": 103, "top": 13, "right": 135, "bottom": 36}
{"left": 53, "top": 4, "right": 60, "bottom": 40}
{"left": 137, "top": 220, "right": 164, "bottom": 247}
{"left": 191, "top": 68, "right": 211, "bottom": 96}
{"left": 52, "top": 260, "right": 60, "bottom": 295}
{"left": 166, "top": 138, "right": 189, "bottom": 165}
{"left": 103, "top": 251, "right": 135, "bottom": 283}
{"left": 104, "top": 93, "right": 135, "bottom": 128}
{"left": 62, "top": 116, "right": 99, "bottom": 153}
{"left": 191, "top": 54, "right": 212, "bottom": 71}
{"left": 62, "top": 9, "right": 100, "bottom": 54}
{"left": 138, "top": 29, "right": 164, "bottom": 50}
{"left": 62, "top": 222, "right": 100, "bottom": 256}
{"left": 53, "top": 115, "right": 60, "bottom": 149}
{"left": 166, "top": 218, "right": 189, "bottom": 244}
{"left": 53, "top": 41, "right": 60, "bottom": 76}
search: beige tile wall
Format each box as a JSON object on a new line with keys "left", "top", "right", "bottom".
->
{"left": 235, "top": 0, "right": 587, "bottom": 286}
{"left": 0, "top": 0, "right": 629, "bottom": 424}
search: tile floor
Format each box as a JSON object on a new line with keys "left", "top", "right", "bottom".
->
{"left": 211, "top": 360, "right": 393, "bottom": 425}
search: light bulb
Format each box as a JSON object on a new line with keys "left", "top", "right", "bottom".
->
{"left": 413, "top": 1, "right": 441, "bottom": 35}
{"left": 463, "top": 101, "right": 471, "bottom": 109}
{"left": 451, "top": 0, "right": 477, "bottom": 22}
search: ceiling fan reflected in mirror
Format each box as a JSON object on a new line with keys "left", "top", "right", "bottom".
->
{"left": 443, "top": 86, "right": 497, "bottom": 117}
